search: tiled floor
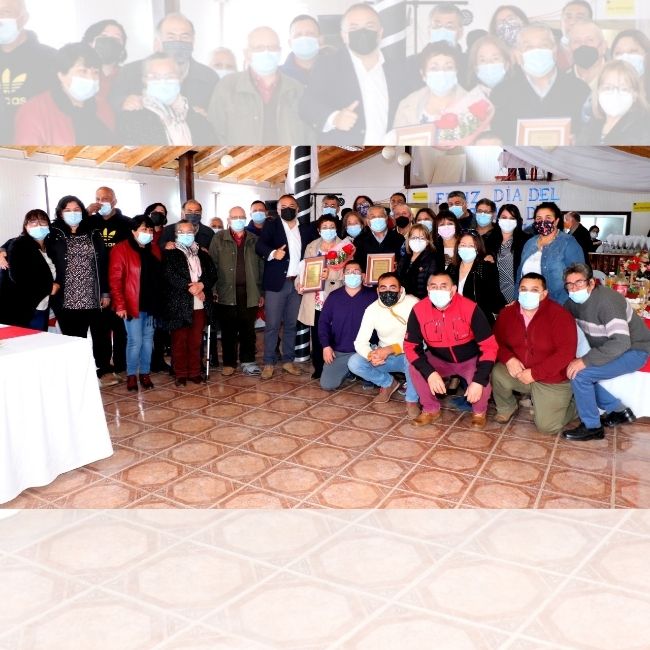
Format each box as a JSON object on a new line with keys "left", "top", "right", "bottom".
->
{"left": 4, "top": 357, "right": 650, "bottom": 510}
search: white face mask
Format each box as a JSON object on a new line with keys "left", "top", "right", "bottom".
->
{"left": 409, "top": 238, "right": 427, "bottom": 253}
{"left": 598, "top": 89, "right": 635, "bottom": 117}
{"left": 215, "top": 68, "right": 235, "bottom": 79}
{"left": 0, "top": 18, "right": 20, "bottom": 45}
{"left": 67, "top": 76, "right": 100, "bottom": 102}
{"left": 498, "top": 218, "right": 517, "bottom": 233}
{"left": 615, "top": 53, "right": 645, "bottom": 77}
{"left": 429, "top": 289, "right": 452, "bottom": 309}
{"left": 425, "top": 70, "right": 458, "bottom": 97}
{"left": 438, "top": 224, "right": 456, "bottom": 240}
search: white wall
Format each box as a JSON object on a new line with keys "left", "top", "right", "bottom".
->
{"left": 0, "top": 150, "right": 278, "bottom": 245}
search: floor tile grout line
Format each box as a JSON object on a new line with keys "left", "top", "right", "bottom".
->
{"left": 533, "top": 434, "right": 563, "bottom": 508}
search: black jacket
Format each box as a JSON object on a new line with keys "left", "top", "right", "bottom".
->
{"left": 448, "top": 259, "right": 506, "bottom": 325}
{"left": 4, "top": 234, "right": 55, "bottom": 326}
{"left": 353, "top": 228, "right": 405, "bottom": 272}
{"left": 570, "top": 223, "right": 593, "bottom": 262}
{"left": 488, "top": 228, "right": 531, "bottom": 284}
{"left": 577, "top": 105, "right": 650, "bottom": 145}
{"left": 397, "top": 247, "right": 445, "bottom": 299}
{"left": 162, "top": 247, "right": 217, "bottom": 331}
{"left": 299, "top": 48, "right": 405, "bottom": 144}
{"left": 159, "top": 222, "right": 215, "bottom": 251}
{"left": 255, "top": 217, "right": 316, "bottom": 292}
{"left": 89, "top": 209, "right": 132, "bottom": 250}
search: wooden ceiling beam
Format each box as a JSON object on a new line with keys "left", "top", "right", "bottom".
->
{"left": 124, "top": 146, "right": 163, "bottom": 168}
{"left": 23, "top": 146, "right": 42, "bottom": 157}
{"left": 200, "top": 146, "right": 267, "bottom": 177}
{"left": 62, "top": 146, "right": 88, "bottom": 162}
{"left": 194, "top": 147, "right": 233, "bottom": 173}
{"left": 612, "top": 146, "right": 650, "bottom": 159}
{"left": 223, "top": 148, "right": 289, "bottom": 181}
{"left": 148, "top": 146, "right": 194, "bottom": 170}
{"left": 95, "top": 146, "right": 125, "bottom": 166}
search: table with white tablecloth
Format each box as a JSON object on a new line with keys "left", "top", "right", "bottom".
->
{"left": 0, "top": 326, "right": 113, "bottom": 504}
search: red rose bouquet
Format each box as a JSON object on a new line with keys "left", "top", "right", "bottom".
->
{"left": 432, "top": 89, "right": 494, "bottom": 147}
{"left": 325, "top": 241, "right": 356, "bottom": 270}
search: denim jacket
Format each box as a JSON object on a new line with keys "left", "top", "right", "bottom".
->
{"left": 516, "top": 231, "right": 585, "bottom": 304}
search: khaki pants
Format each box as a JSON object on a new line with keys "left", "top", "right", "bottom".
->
{"left": 491, "top": 362, "right": 577, "bottom": 434}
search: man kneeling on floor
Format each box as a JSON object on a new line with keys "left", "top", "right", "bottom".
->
{"left": 348, "top": 273, "right": 420, "bottom": 416}
{"left": 562, "top": 263, "right": 650, "bottom": 441}
{"left": 404, "top": 272, "right": 497, "bottom": 429}
{"left": 492, "top": 272, "right": 577, "bottom": 433}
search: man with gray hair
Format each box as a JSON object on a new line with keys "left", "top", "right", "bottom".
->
{"left": 562, "top": 262, "right": 650, "bottom": 441}
{"left": 490, "top": 22, "right": 590, "bottom": 143}
{"left": 159, "top": 199, "right": 215, "bottom": 251}
{"left": 110, "top": 12, "right": 218, "bottom": 113}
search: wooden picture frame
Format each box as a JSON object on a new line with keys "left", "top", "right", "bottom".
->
{"left": 516, "top": 118, "right": 572, "bottom": 146}
{"left": 301, "top": 257, "right": 325, "bottom": 293}
{"left": 395, "top": 123, "right": 436, "bottom": 147}
{"left": 366, "top": 253, "right": 395, "bottom": 286}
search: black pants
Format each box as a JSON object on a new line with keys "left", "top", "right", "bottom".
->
{"left": 311, "top": 309, "right": 324, "bottom": 376}
{"left": 217, "top": 295, "right": 257, "bottom": 367}
{"left": 93, "top": 307, "right": 127, "bottom": 374}
{"left": 57, "top": 308, "right": 103, "bottom": 371}
{"left": 209, "top": 306, "right": 220, "bottom": 367}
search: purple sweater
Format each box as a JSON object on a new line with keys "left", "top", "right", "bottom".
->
{"left": 318, "top": 286, "right": 377, "bottom": 352}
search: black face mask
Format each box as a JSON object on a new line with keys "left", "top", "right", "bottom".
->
{"left": 94, "top": 36, "right": 124, "bottom": 65}
{"left": 573, "top": 45, "right": 600, "bottom": 69}
{"left": 348, "top": 28, "right": 379, "bottom": 56}
{"left": 395, "top": 216, "right": 410, "bottom": 229}
{"left": 379, "top": 290, "right": 400, "bottom": 307}
{"left": 280, "top": 207, "right": 297, "bottom": 222}
{"left": 162, "top": 40, "right": 193, "bottom": 65}
{"left": 149, "top": 211, "right": 166, "bottom": 227}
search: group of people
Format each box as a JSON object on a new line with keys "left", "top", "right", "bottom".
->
{"left": 2, "top": 183, "right": 649, "bottom": 444}
{"left": 1, "top": 1, "right": 650, "bottom": 145}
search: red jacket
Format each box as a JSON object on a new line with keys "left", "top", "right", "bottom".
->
{"left": 109, "top": 238, "right": 161, "bottom": 318}
{"left": 493, "top": 297, "right": 577, "bottom": 384}
{"left": 404, "top": 293, "right": 498, "bottom": 386}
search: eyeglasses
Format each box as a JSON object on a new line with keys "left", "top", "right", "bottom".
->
{"left": 410, "top": 236, "right": 427, "bottom": 242}
{"left": 344, "top": 270, "right": 362, "bottom": 276}
{"left": 564, "top": 279, "right": 589, "bottom": 291}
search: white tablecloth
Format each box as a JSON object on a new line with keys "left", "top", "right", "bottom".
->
{"left": 0, "top": 326, "right": 113, "bottom": 504}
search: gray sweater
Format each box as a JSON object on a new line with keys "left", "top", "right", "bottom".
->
{"left": 564, "top": 285, "right": 650, "bottom": 367}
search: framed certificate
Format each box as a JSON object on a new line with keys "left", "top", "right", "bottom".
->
{"left": 395, "top": 123, "right": 436, "bottom": 146}
{"left": 301, "top": 257, "right": 325, "bottom": 293}
{"left": 516, "top": 118, "right": 572, "bottom": 146}
{"left": 366, "top": 254, "right": 395, "bottom": 286}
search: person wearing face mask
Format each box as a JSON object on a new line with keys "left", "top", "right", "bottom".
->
{"left": 81, "top": 19, "right": 127, "bottom": 131}
{"left": 490, "top": 23, "right": 590, "bottom": 144}
{"left": 349, "top": 273, "right": 420, "bottom": 416}
{"left": 87, "top": 186, "right": 132, "bottom": 250}
{"left": 611, "top": 29, "right": 650, "bottom": 102}
{"left": 0, "top": 0, "right": 57, "bottom": 127}
{"left": 578, "top": 60, "right": 650, "bottom": 145}
{"left": 474, "top": 198, "right": 500, "bottom": 259}
{"left": 246, "top": 200, "right": 270, "bottom": 235}
{"left": 517, "top": 202, "right": 585, "bottom": 305}
{"left": 566, "top": 21, "right": 607, "bottom": 91}
{"left": 562, "top": 263, "right": 650, "bottom": 441}
{"left": 208, "top": 47, "right": 237, "bottom": 80}
{"left": 492, "top": 272, "right": 577, "bottom": 433}
{"left": 588, "top": 225, "right": 601, "bottom": 252}
{"left": 342, "top": 210, "right": 365, "bottom": 243}
{"left": 467, "top": 35, "right": 511, "bottom": 95}
{"left": 352, "top": 195, "right": 373, "bottom": 224}
{"left": 162, "top": 220, "right": 217, "bottom": 387}
{"left": 48, "top": 195, "right": 111, "bottom": 384}
{"left": 393, "top": 202, "right": 413, "bottom": 238}
{"left": 397, "top": 222, "right": 444, "bottom": 300}
{"left": 489, "top": 5, "right": 529, "bottom": 50}
{"left": 404, "top": 271, "right": 498, "bottom": 428}
{"left": 281, "top": 14, "right": 323, "bottom": 86}
{"left": 14, "top": 42, "right": 111, "bottom": 145}
{"left": 353, "top": 205, "right": 405, "bottom": 272}
{"left": 492, "top": 204, "right": 530, "bottom": 304}
{"left": 159, "top": 200, "right": 216, "bottom": 250}
{"left": 255, "top": 194, "right": 317, "bottom": 380}
{"left": 436, "top": 210, "right": 461, "bottom": 267}
{"left": 414, "top": 207, "right": 439, "bottom": 236}
{"left": 447, "top": 191, "right": 476, "bottom": 230}
{"left": 208, "top": 26, "right": 310, "bottom": 145}
{"left": 300, "top": 3, "right": 404, "bottom": 145}
{"left": 118, "top": 53, "right": 215, "bottom": 146}
{"left": 209, "top": 217, "right": 224, "bottom": 235}
{"left": 110, "top": 13, "right": 218, "bottom": 115}
{"left": 108, "top": 215, "right": 162, "bottom": 392}
{"left": 295, "top": 215, "right": 347, "bottom": 380}
{"left": 557, "top": 0, "right": 594, "bottom": 71}
{"left": 4, "top": 210, "right": 58, "bottom": 330}
{"left": 209, "top": 206, "right": 264, "bottom": 378}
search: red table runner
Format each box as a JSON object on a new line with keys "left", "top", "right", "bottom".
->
{"left": 0, "top": 326, "right": 41, "bottom": 341}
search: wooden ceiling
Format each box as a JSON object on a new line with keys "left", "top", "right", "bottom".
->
{"left": 2, "top": 146, "right": 382, "bottom": 185}
{"left": 612, "top": 146, "right": 650, "bottom": 159}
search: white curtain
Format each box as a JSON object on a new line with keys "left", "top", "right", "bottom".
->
{"left": 502, "top": 146, "right": 650, "bottom": 192}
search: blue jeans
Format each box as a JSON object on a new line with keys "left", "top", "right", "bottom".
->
{"left": 348, "top": 352, "right": 419, "bottom": 403}
{"left": 263, "top": 280, "right": 301, "bottom": 365}
{"left": 124, "top": 312, "right": 155, "bottom": 376}
{"left": 571, "top": 349, "right": 649, "bottom": 428}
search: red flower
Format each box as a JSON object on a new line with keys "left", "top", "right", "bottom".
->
{"left": 342, "top": 244, "right": 354, "bottom": 255}
{"left": 469, "top": 99, "right": 491, "bottom": 122}
{"left": 326, "top": 250, "right": 338, "bottom": 260}
{"left": 435, "top": 113, "right": 459, "bottom": 130}
{"left": 628, "top": 262, "right": 640, "bottom": 271}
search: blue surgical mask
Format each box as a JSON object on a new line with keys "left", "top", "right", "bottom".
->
{"left": 419, "top": 220, "right": 434, "bottom": 232}
{"left": 476, "top": 213, "right": 493, "bottom": 228}
{"left": 458, "top": 247, "right": 477, "bottom": 262}
{"left": 177, "top": 233, "right": 195, "bottom": 247}
{"left": 137, "top": 232, "right": 153, "bottom": 246}
{"left": 616, "top": 53, "right": 645, "bottom": 77}
{"left": 98, "top": 202, "right": 112, "bottom": 217}
{"left": 344, "top": 273, "right": 363, "bottom": 289}
{"left": 230, "top": 218, "right": 246, "bottom": 232}
{"left": 569, "top": 288, "right": 590, "bottom": 304}
{"left": 27, "top": 226, "right": 50, "bottom": 241}
{"left": 67, "top": 76, "right": 100, "bottom": 102}
{"left": 429, "top": 289, "right": 452, "bottom": 309}
{"left": 251, "top": 211, "right": 266, "bottom": 224}
{"left": 370, "top": 217, "right": 387, "bottom": 233}
{"left": 320, "top": 228, "right": 337, "bottom": 242}
{"left": 322, "top": 207, "right": 337, "bottom": 217}
{"left": 430, "top": 27, "right": 457, "bottom": 46}
{"left": 449, "top": 205, "right": 464, "bottom": 218}
{"left": 63, "top": 212, "right": 83, "bottom": 227}
{"left": 0, "top": 18, "right": 20, "bottom": 45}
{"left": 425, "top": 70, "right": 458, "bottom": 97}
{"left": 522, "top": 48, "right": 555, "bottom": 78}
{"left": 146, "top": 79, "right": 181, "bottom": 105}
{"left": 250, "top": 50, "right": 281, "bottom": 76}
{"left": 519, "top": 291, "right": 541, "bottom": 310}
{"left": 291, "top": 36, "right": 319, "bottom": 61}
{"left": 347, "top": 224, "right": 362, "bottom": 238}
{"left": 476, "top": 62, "right": 507, "bottom": 88}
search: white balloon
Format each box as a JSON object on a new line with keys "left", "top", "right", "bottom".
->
{"left": 221, "top": 154, "right": 235, "bottom": 168}
{"left": 397, "top": 152, "right": 412, "bottom": 167}
{"left": 382, "top": 146, "right": 396, "bottom": 160}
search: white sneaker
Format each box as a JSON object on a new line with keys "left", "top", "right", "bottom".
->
{"left": 242, "top": 363, "right": 261, "bottom": 376}
{"left": 99, "top": 375, "right": 119, "bottom": 388}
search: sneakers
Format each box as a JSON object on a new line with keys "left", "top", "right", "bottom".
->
{"left": 373, "top": 378, "right": 400, "bottom": 404}
{"left": 222, "top": 366, "right": 236, "bottom": 377}
{"left": 412, "top": 411, "right": 441, "bottom": 426}
{"left": 406, "top": 401, "right": 421, "bottom": 418}
{"left": 261, "top": 365, "right": 274, "bottom": 380}
{"left": 139, "top": 374, "right": 154, "bottom": 390}
{"left": 282, "top": 362, "right": 302, "bottom": 376}
{"left": 562, "top": 422, "right": 605, "bottom": 441}
{"left": 601, "top": 408, "right": 636, "bottom": 427}
{"left": 242, "top": 363, "right": 261, "bottom": 376}
{"left": 126, "top": 375, "right": 138, "bottom": 392}
{"left": 98, "top": 374, "right": 120, "bottom": 388}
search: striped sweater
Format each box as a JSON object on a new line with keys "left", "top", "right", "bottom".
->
{"left": 564, "top": 285, "right": 650, "bottom": 367}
